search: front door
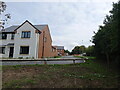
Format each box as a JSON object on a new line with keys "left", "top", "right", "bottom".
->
{"left": 9, "top": 47, "right": 14, "bottom": 58}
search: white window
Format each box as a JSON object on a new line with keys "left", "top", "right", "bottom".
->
{"left": 21, "top": 31, "right": 31, "bottom": 38}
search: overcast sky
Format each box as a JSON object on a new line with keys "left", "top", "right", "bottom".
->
{"left": 3, "top": 0, "right": 118, "bottom": 51}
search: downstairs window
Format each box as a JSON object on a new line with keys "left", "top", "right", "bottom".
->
{"left": 20, "top": 46, "right": 29, "bottom": 54}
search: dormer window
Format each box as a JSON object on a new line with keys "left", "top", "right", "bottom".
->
{"left": 21, "top": 31, "right": 31, "bottom": 38}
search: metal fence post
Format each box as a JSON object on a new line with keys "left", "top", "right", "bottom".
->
{"left": 44, "top": 58, "right": 47, "bottom": 64}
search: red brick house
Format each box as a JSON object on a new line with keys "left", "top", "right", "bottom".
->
{"left": 54, "top": 46, "right": 64, "bottom": 56}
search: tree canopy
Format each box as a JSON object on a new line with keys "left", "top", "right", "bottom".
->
{"left": 0, "top": 1, "right": 11, "bottom": 30}
{"left": 70, "top": 45, "right": 94, "bottom": 56}
{"left": 92, "top": 1, "right": 120, "bottom": 66}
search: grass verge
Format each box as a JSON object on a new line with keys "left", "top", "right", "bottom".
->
{"left": 2, "top": 59, "right": 119, "bottom": 88}
{"left": 74, "top": 56, "right": 96, "bottom": 59}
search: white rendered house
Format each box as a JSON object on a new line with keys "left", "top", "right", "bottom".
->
{"left": 0, "top": 20, "right": 58, "bottom": 59}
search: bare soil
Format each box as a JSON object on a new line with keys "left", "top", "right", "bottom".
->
{"left": 2, "top": 63, "right": 119, "bottom": 88}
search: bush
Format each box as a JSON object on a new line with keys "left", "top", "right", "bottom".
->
{"left": 18, "top": 57, "right": 23, "bottom": 59}
{"left": 54, "top": 56, "right": 61, "bottom": 58}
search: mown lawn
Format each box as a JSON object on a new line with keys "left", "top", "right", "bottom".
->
{"left": 2, "top": 59, "right": 119, "bottom": 88}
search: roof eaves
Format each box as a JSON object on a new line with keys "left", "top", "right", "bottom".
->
{"left": 14, "top": 20, "right": 42, "bottom": 33}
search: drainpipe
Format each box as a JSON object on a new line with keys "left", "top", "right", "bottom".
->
{"left": 36, "top": 33, "right": 39, "bottom": 59}
{"left": 42, "top": 31, "right": 45, "bottom": 58}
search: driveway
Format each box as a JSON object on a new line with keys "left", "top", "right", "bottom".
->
{"left": 1, "top": 56, "right": 85, "bottom": 65}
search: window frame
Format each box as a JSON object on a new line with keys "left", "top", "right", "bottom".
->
{"left": 21, "top": 31, "right": 31, "bottom": 38}
{"left": 20, "top": 46, "right": 29, "bottom": 54}
{"left": 0, "top": 47, "right": 5, "bottom": 54}
{"left": 0, "top": 33, "right": 7, "bottom": 39}
{"left": 11, "top": 33, "right": 15, "bottom": 40}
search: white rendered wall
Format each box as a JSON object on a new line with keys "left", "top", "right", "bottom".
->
{"left": 0, "top": 34, "right": 14, "bottom": 58}
{"left": 13, "top": 22, "right": 38, "bottom": 59}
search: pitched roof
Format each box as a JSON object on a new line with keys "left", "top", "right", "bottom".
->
{"left": 1, "top": 25, "right": 47, "bottom": 32}
{"left": 1, "top": 26, "right": 18, "bottom": 32}
{"left": 34, "top": 25, "right": 47, "bottom": 31}
{"left": 0, "top": 20, "right": 48, "bottom": 33}
{"left": 54, "top": 46, "right": 64, "bottom": 50}
{"left": 52, "top": 46, "right": 57, "bottom": 49}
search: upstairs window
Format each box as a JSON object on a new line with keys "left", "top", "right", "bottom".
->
{"left": 21, "top": 31, "right": 31, "bottom": 38}
{"left": 0, "top": 33, "right": 7, "bottom": 39}
{"left": 0, "top": 47, "right": 5, "bottom": 54}
{"left": 20, "top": 46, "right": 29, "bottom": 54}
{"left": 11, "top": 33, "right": 15, "bottom": 40}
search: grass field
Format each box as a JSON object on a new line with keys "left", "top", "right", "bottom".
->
{"left": 2, "top": 59, "right": 119, "bottom": 88}
{"left": 74, "top": 55, "right": 96, "bottom": 59}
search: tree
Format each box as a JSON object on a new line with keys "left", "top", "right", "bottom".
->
{"left": 92, "top": 1, "right": 120, "bottom": 67}
{"left": 64, "top": 50, "right": 71, "bottom": 55}
{"left": 79, "top": 45, "right": 86, "bottom": 54}
{"left": 85, "top": 45, "right": 94, "bottom": 56}
{"left": 0, "top": 1, "right": 6, "bottom": 14}
{"left": 71, "top": 46, "right": 81, "bottom": 55}
{"left": 0, "top": 1, "right": 11, "bottom": 30}
{"left": 71, "top": 45, "right": 86, "bottom": 55}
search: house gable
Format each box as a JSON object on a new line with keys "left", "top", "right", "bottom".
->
{"left": 13, "top": 21, "right": 40, "bottom": 59}
{"left": 14, "top": 20, "right": 41, "bottom": 34}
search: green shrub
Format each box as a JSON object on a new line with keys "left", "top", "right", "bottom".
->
{"left": 54, "top": 56, "right": 61, "bottom": 58}
{"left": 18, "top": 57, "right": 23, "bottom": 59}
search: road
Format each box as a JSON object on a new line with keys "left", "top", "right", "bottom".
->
{"left": 1, "top": 56, "right": 85, "bottom": 65}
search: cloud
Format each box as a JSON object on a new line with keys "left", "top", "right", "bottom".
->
{"left": 5, "top": 1, "right": 117, "bottom": 51}
{"left": 3, "top": 0, "right": 118, "bottom": 3}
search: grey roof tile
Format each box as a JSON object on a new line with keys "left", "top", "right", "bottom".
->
{"left": 54, "top": 46, "right": 64, "bottom": 50}
{"left": 0, "top": 25, "right": 47, "bottom": 32}
{"left": 34, "top": 25, "right": 47, "bottom": 30}
{"left": 1, "top": 26, "right": 18, "bottom": 32}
